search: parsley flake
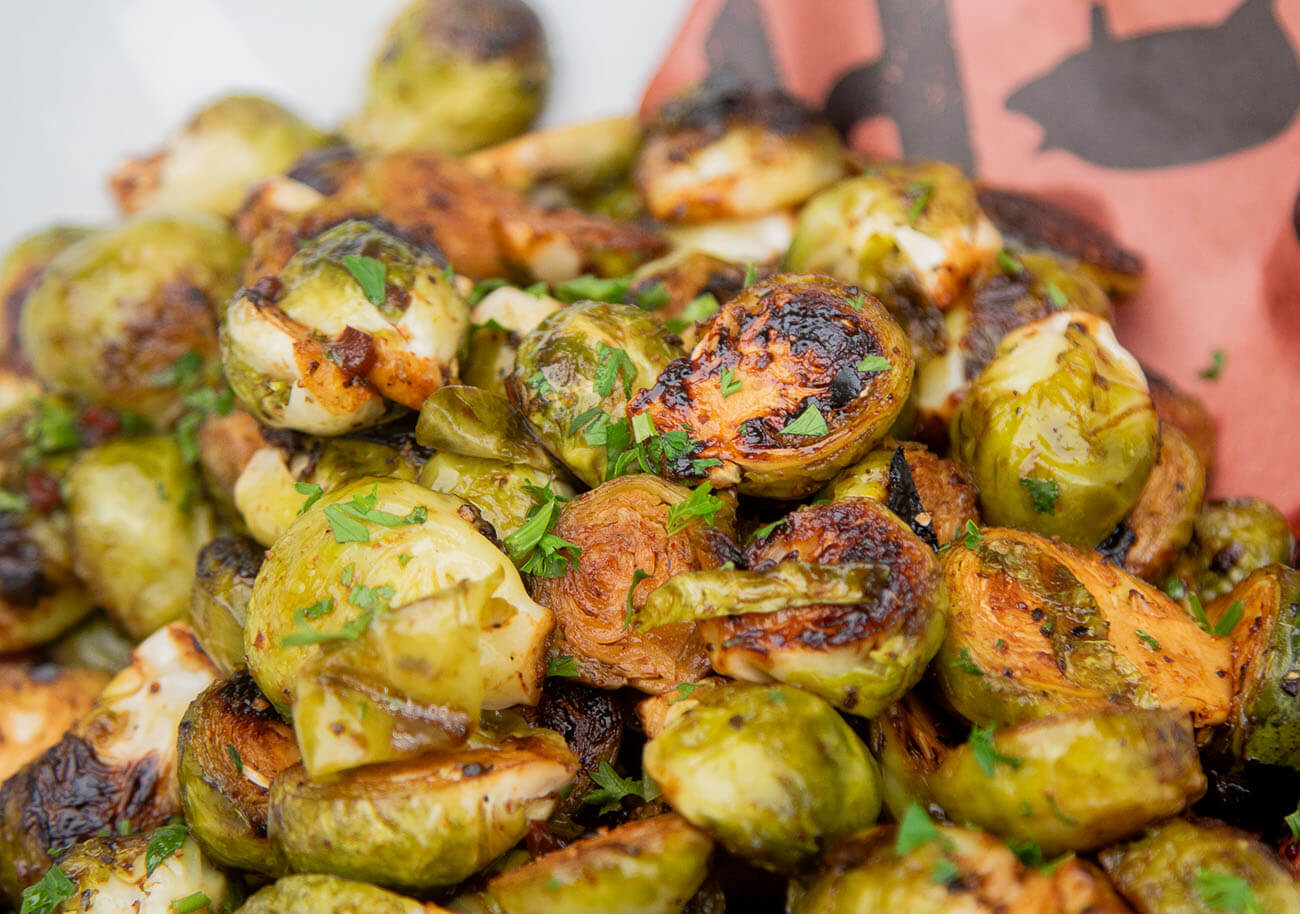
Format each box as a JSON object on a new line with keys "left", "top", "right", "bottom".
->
{"left": 665, "top": 293, "right": 720, "bottom": 333}
{"left": 1045, "top": 282, "right": 1069, "bottom": 308}
{"left": 625, "top": 569, "right": 652, "bottom": 629}
{"left": 719, "top": 367, "right": 742, "bottom": 398}
{"left": 546, "top": 655, "right": 580, "bottom": 678}
{"left": 997, "top": 249, "right": 1023, "bottom": 274}
{"left": 1199, "top": 348, "right": 1227, "bottom": 381}
{"left": 666, "top": 482, "right": 724, "bottom": 534}
{"left": 969, "top": 724, "right": 1023, "bottom": 777}
{"left": 743, "top": 262, "right": 757, "bottom": 287}
{"left": 145, "top": 823, "right": 188, "bottom": 875}
{"left": 340, "top": 254, "right": 387, "bottom": 305}
{"left": 779, "top": 404, "right": 829, "bottom": 437}
{"left": 669, "top": 683, "right": 700, "bottom": 704}
{"left": 226, "top": 744, "right": 243, "bottom": 774}
{"left": 1211, "top": 599, "right": 1245, "bottom": 637}
{"left": 594, "top": 344, "right": 637, "bottom": 399}
{"left": 18, "top": 864, "right": 74, "bottom": 914}
{"left": 295, "top": 481, "right": 324, "bottom": 515}
{"left": 950, "top": 648, "right": 983, "bottom": 676}
{"left": 583, "top": 762, "right": 661, "bottom": 814}
{"left": 1195, "top": 870, "right": 1261, "bottom": 914}
{"left": 856, "top": 354, "right": 892, "bottom": 373}
{"left": 894, "top": 803, "right": 948, "bottom": 855}
{"left": 172, "top": 890, "right": 211, "bottom": 913}
{"left": 1019, "top": 477, "right": 1059, "bottom": 514}
{"left": 1136, "top": 630, "right": 1161, "bottom": 652}
{"left": 504, "top": 482, "right": 581, "bottom": 578}
{"left": 747, "top": 519, "right": 785, "bottom": 543}
{"left": 905, "top": 180, "right": 935, "bottom": 224}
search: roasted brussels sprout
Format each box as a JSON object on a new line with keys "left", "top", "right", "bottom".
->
{"left": 1100, "top": 818, "right": 1300, "bottom": 913}
{"left": 1147, "top": 369, "right": 1218, "bottom": 477}
{"left": 294, "top": 577, "right": 494, "bottom": 778}
{"left": 643, "top": 682, "right": 881, "bottom": 870}
{"left": 466, "top": 116, "right": 643, "bottom": 197}
{"left": 33, "top": 829, "right": 232, "bottom": 914}
{"left": 1104, "top": 425, "right": 1206, "bottom": 582}
{"left": 531, "top": 475, "right": 738, "bottom": 692}
{"left": 347, "top": 0, "right": 549, "bottom": 155}
{"left": 936, "top": 527, "right": 1232, "bottom": 728}
{"left": 233, "top": 434, "right": 423, "bottom": 546}
{"left": 629, "top": 274, "right": 913, "bottom": 499}
{"left": 189, "top": 536, "right": 263, "bottom": 675}
{"left": 821, "top": 442, "right": 980, "bottom": 546}
{"left": 223, "top": 219, "right": 470, "bottom": 435}
{"left": 269, "top": 729, "right": 576, "bottom": 891}
{"left": 0, "top": 661, "right": 107, "bottom": 783}
{"left": 109, "top": 94, "right": 330, "bottom": 218}
{"left": 635, "top": 79, "right": 845, "bottom": 223}
{"left": 507, "top": 302, "right": 684, "bottom": 486}
{"left": 416, "top": 385, "right": 559, "bottom": 472}
{"left": 866, "top": 693, "right": 963, "bottom": 821}
{"left": 49, "top": 613, "right": 135, "bottom": 675}
{"left": 0, "top": 507, "right": 96, "bottom": 652}
{"left": 1167, "top": 498, "right": 1295, "bottom": 605}
{"left": 177, "top": 672, "right": 300, "bottom": 875}
{"left": 1, "top": 225, "right": 93, "bottom": 375}
{"left": 240, "top": 873, "right": 448, "bottom": 913}
{"left": 928, "top": 709, "right": 1204, "bottom": 855}
{"left": 194, "top": 407, "right": 283, "bottom": 520}
{"left": 0, "top": 622, "right": 219, "bottom": 901}
{"left": 460, "top": 286, "right": 563, "bottom": 397}
{"left": 624, "top": 249, "right": 750, "bottom": 338}
{"left": 244, "top": 478, "right": 551, "bottom": 712}
{"left": 19, "top": 214, "right": 247, "bottom": 422}
{"left": 482, "top": 814, "right": 713, "bottom": 914}
{"left": 791, "top": 822, "right": 1131, "bottom": 914}
{"left": 688, "top": 497, "right": 943, "bottom": 718}
{"left": 418, "top": 453, "right": 573, "bottom": 539}
{"left": 951, "top": 311, "right": 1159, "bottom": 548}
{"left": 65, "top": 437, "right": 214, "bottom": 639}
{"left": 785, "top": 162, "right": 1002, "bottom": 312}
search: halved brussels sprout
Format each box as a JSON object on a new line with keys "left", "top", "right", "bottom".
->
{"left": 785, "top": 162, "right": 1002, "bottom": 312}
{"left": 866, "top": 693, "right": 963, "bottom": 821}
{"left": 975, "top": 184, "right": 1144, "bottom": 302}
{"left": 791, "top": 823, "right": 1131, "bottom": 914}
{"left": 643, "top": 682, "right": 881, "bottom": 870}
{"left": 223, "top": 219, "right": 470, "bottom": 435}
{"left": 629, "top": 274, "right": 913, "bottom": 499}
{"left": 465, "top": 116, "right": 643, "bottom": 197}
{"left": 483, "top": 814, "right": 713, "bottom": 914}
{"left": 189, "top": 536, "right": 263, "bottom": 675}
{"left": 1147, "top": 369, "right": 1218, "bottom": 477}
{"left": 951, "top": 311, "right": 1159, "bottom": 548}
{"left": 37, "top": 830, "right": 232, "bottom": 914}
{"left": 935, "top": 527, "right": 1232, "bottom": 728}
{"left": 635, "top": 80, "right": 845, "bottom": 223}
{"left": 1103, "top": 425, "right": 1206, "bottom": 583}
{"left": 531, "top": 475, "right": 738, "bottom": 692}
{"left": 347, "top": 0, "right": 549, "bottom": 155}
{"left": 0, "top": 225, "right": 94, "bottom": 375}
{"left": 460, "top": 287, "right": 563, "bottom": 398}
{"left": 418, "top": 453, "right": 573, "bottom": 539}
{"left": 109, "top": 94, "right": 330, "bottom": 218}
{"left": 687, "top": 497, "right": 943, "bottom": 718}
{"left": 269, "top": 729, "right": 576, "bottom": 891}
{"left": 1100, "top": 818, "right": 1300, "bottom": 913}
{"left": 625, "top": 249, "right": 750, "bottom": 338}
{"left": 928, "top": 709, "right": 1204, "bottom": 856}
{"left": 0, "top": 622, "right": 219, "bottom": 901}
{"left": 66, "top": 437, "right": 214, "bottom": 639}
{"left": 234, "top": 435, "right": 424, "bottom": 547}
{"left": 49, "top": 613, "right": 135, "bottom": 675}
{"left": 177, "top": 671, "right": 301, "bottom": 875}
{"left": 0, "top": 507, "right": 96, "bottom": 652}
{"left": 0, "top": 661, "right": 108, "bottom": 783}
{"left": 1167, "top": 498, "right": 1296, "bottom": 605}
{"left": 240, "top": 873, "right": 448, "bottom": 913}
{"left": 416, "top": 385, "right": 559, "bottom": 471}
{"left": 821, "top": 442, "right": 980, "bottom": 546}
{"left": 19, "top": 214, "right": 247, "bottom": 423}
{"left": 294, "top": 577, "right": 494, "bottom": 779}
{"left": 245, "top": 478, "right": 551, "bottom": 712}
{"left": 506, "top": 302, "right": 684, "bottom": 487}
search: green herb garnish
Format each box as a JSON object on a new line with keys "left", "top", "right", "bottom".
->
{"left": 340, "top": 254, "right": 387, "bottom": 305}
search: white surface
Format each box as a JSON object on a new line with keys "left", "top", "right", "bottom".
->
{"left": 0, "top": 0, "right": 691, "bottom": 250}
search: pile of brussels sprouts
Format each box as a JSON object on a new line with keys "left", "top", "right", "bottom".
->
{"left": 1, "top": 1, "right": 1298, "bottom": 911}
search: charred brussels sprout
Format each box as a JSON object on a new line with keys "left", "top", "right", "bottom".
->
{"left": 1167, "top": 498, "right": 1295, "bottom": 605}
{"left": 629, "top": 274, "right": 913, "bottom": 499}
{"left": 483, "top": 814, "right": 713, "bottom": 914}
{"left": 0, "top": 507, "right": 96, "bottom": 653}
{"left": 418, "top": 453, "right": 573, "bottom": 539}
{"left": 643, "top": 682, "right": 881, "bottom": 870}
{"left": 866, "top": 694, "right": 963, "bottom": 821}
{"left": 36, "top": 830, "right": 232, "bottom": 914}
{"left": 531, "top": 475, "right": 738, "bottom": 692}
{"left": 506, "top": 301, "right": 684, "bottom": 487}
{"left": 19, "top": 214, "right": 246, "bottom": 423}
{"left": 785, "top": 162, "right": 1002, "bottom": 311}
{"left": 635, "top": 79, "right": 845, "bottom": 223}
{"left": 49, "top": 613, "right": 135, "bottom": 675}
{"left": 348, "top": 0, "right": 549, "bottom": 155}
{"left": 189, "top": 536, "right": 263, "bottom": 675}
{"left": 936, "top": 527, "right": 1233, "bottom": 728}
{"left": 1100, "top": 818, "right": 1300, "bottom": 913}
{"left": 686, "top": 497, "right": 943, "bottom": 718}
{"left": 109, "top": 94, "right": 330, "bottom": 218}
{"left": 223, "top": 219, "right": 470, "bottom": 435}
{"left": 244, "top": 478, "right": 551, "bottom": 713}
{"left": 269, "top": 730, "right": 576, "bottom": 891}
{"left": 65, "top": 437, "right": 214, "bottom": 639}
{"left": 466, "top": 115, "right": 643, "bottom": 200}
{"left": 0, "top": 225, "right": 94, "bottom": 375}
{"left": 177, "top": 672, "right": 300, "bottom": 875}
{"left": 928, "top": 709, "right": 1204, "bottom": 855}
{"left": 1148, "top": 369, "right": 1218, "bottom": 477}
{"left": 1110, "top": 425, "right": 1206, "bottom": 583}
{"left": 0, "top": 623, "right": 218, "bottom": 902}
{"left": 239, "top": 873, "right": 446, "bottom": 914}
{"left": 951, "top": 311, "right": 1159, "bottom": 549}
{"left": 0, "top": 661, "right": 108, "bottom": 783}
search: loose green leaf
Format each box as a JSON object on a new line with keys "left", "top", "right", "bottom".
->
{"left": 145, "top": 823, "right": 188, "bottom": 875}
{"left": 950, "top": 648, "right": 983, "bottom": 676}
{"left": 779, "top": 404, "right": 829, "bottom": 437}
{"left": 1188, "top": 592, "right": 1212, "bottom": 632}
{"left": 665, "top": 293, "right": 720, "bottom": 333}
{"left": 323, "top": 503, "right": 370, "bottom": 543}
{"left": 905, "top": 180, "right": 935, "bottom": 224}
{"left": 172, "top": 891, "right": 211, "bottom": 913}
{"left": 552, "top": 274, "right": 629, "bottom": 304}
{"left": 1019, "top": 477, "right": 1060, "bottom": 515}
{"left": 668, "top": 682, "right": 700, "bottom": 704}
{"left": 969, "top": 724, "right": 1023, "bottom": 777}
{"left": 635, "top": 281, "right": 670, "bottom": 312}
{"left": 1006, "top": 838, "right": 1044, "bottom": 869}
{"left": 594, "top": 343, "right": 637, "bottom": 399}
{"left": 1211, "top": 599, "right": 1245, "bottom": 638}
{"left": 23, "top": 399, "right": 81, "bottom": 464}
{"left": 546, "top": 655, "right": 580, "bottom": 678}
{"left": 1136, "top": 630, "right": 1161, "bottom": 651}
{"left": 468, "top": 277, "right": 509, "bottom": 305}
{"left": 584, "top": 761, "right": 661, "bottom": 813}
{"left": 504, "top": 482, "right": 581, "bottom": 578}
{"left": 152, "top": 350, "right": 205, "bottom": 389}
{"left": 743, "top": 263, "right": 757, "bottom": 287}
{"left": 340, "top": 254, "right": 387, "bottom": 305}
{"left": 1164, "top": 575, "right": 1188, "bottom": 601}
{"left": 295, "top": 481, "right": 324, "bottom": 515}
{"left": 1045, "top": 282, "right": 1069, "bottom": 308}
{"left": 1199, "top": 348, "right": 1227, "bottom": 381}
{"left": 226, "top": 744, "right": 243, "bottom": 774}
{"left": 895, "top": 803, "right": 945, "bottom": 855}
{"left": 666, "top": 482, "right": 725, "bottom": 535}
{"left": 568, "top": 406, "right": 604, "bottom": 435}
{"left": 1285, "top": 800, "right": 1300, "bottom": 843}
{"left": 856, "top": 354, "right": 892, "bottom": 373}
{"left": 1195, "top": 870, "right": 1261, "bottom": 914}
{"left": 19, "top": 864, "right": 75, "bottom": 914}
{"left": 847, "top": 293, "right": 865, "bottom": 311}
{"left": 997, "top": 249, "right": 1023, "bottom": 274}
{"left": 963, "top": 520, "right": 982, "bottom": 549}
{"left": 625, "top": 569, "right": 652, "bottom": 629}
{"left": 930, "top": 857, "right": 961, "bottom": 884}
{"left": 747, "top": 519, "right": 785, "bottom": 543}
{"left": 719, "top": 367, "right": 742, "bottom": 398}
{"left": 0, "top": 490, "right": 29, "bottom": 513}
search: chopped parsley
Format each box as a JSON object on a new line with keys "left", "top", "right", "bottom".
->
{"left": 665, "top": 293, "right": 720, "bottom": 333}
{"left": 546, "top": 655, "right": 581, "bottom": 678}
{"left": 0, "top": 490, "right": 28, "bottom": 514}
{"left": 668, "top": 682, "right": 700, "bottom": 704}
{"left": 1195, "top": 870, "right": 1260, "bottom": 914}
{"left": 1136, "top": 630, "right": 1161, "bottom": 651}
{"left": 968, "top": 724, "right": 1023, "bottom": 777}
{"left": 1019, "top": 477, "right": 1059, "bottom": 514}
{"left": 856, "top": 354, "right": 892, "bottom": 373}
{"left": 1199, "top": 348, "right": 1227, "bottom": 381}
{"left": 295, "top": 481, "right": 324, "bottom": 515}
{"left": 467, "top": 277, "right": 509, "bottom": 304}
{"left": 1211, "top": 599, "right": 1245, "bottom": 637}
{"left": 997, "top": 249, "right": 1023, "bottom": 274}
{"left": 905, "top": 180, "right": 934, "bottom": 224}
{"left": 719, "top": 367, "right": 742, "bottom": 398}
{"left": 743, "top": 263, "right": 757, "bottom": 287}
{"left": 154, "top": 350, "right": 234, "bottom": 465}
{"left": 226, "top": 744, "right": 243, "bottom": 774}
{"left": 171, "top": 890, "right": 211, "bottom": 913}
{"left": 323, "top": 486, "right": 427, "bottom": 544}
{"left": 747, "top": 518, "right": 785, "bottom": 543}
{"left": 950, "top": 648, "right": 983, "bottom": 676}
{"left": 527, "top": 371, "right": 554, "bottom": 395}
{"left": 594, "top": 344, "right": 637, "bottom": 399}
{"left": 1044, "top": 282, "right": 1069, "bottom": 309}
{"left": 552, "top": 274, "right": 628, "bottom": 304}
{"left": 779, "top": 404, "right": 829, "bottom": 437}
{"left": 145, "top": 823, "right": 188, "bottom": 875}
{"left": 18, "top": 864, "right": 75, "bottom": 914}
{"left": 634, "top": 281, "right": 669, "bottom": 312}
{"left": 583, "top": 761, "right": 661, "bottom": 814}
{"left": 666, "top": 482, "right": 725, "bottom": 535}
{"left": 625, "top": 569, "right": 652, "bottom": 629}
{"left": 503, "top": 482, "right": 581, "bottom": 578}
{"left": 894, "top": 803, "right": 948, "bottom": 855}
{"left": 22, "top": 399, "right": 81, "bottom": 464}
{"left": 340, "top": 254, "right": 387, "bottom": 305}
